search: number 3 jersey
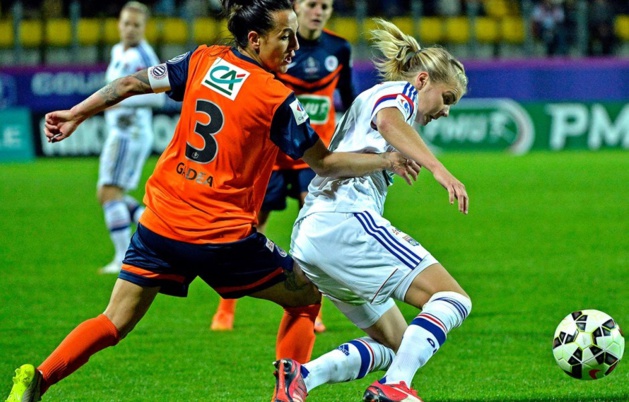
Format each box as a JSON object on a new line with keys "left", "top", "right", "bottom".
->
{"left": 141, "top": 46, "right": 319, "bottom": 243}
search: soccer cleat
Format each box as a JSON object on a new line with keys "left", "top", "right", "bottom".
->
{"left": 98, "top": 260, "right": 122, "bottom": 275}
{"left": 363, "top": 380, "right": 423, "bottom": 402}
{"left": 5, "top": 364, "right": 42, "bottom": 402}
{"left": 313, "top": 316, "right": 326, "bottom": 334}
{"left": 210, "top": 311, "right": 234, "bottom": 331}
{"left": 272, "top": 358, "right": 307, "bottom": 402}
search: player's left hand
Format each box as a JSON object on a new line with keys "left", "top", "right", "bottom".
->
{"left": 433, "top": 167, "right": 469, "bottom": 214}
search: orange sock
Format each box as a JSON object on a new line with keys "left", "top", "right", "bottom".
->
{"left": 38, "top": 314, "right": 119, "bottom": 394}
{"left": 276, "top": 303, "right": 320, "bottom": 363}
{"left": 216, "top": 298, "right": 237, "bottom": 314}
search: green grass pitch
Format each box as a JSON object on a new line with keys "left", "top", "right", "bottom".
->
{"left": 0, "top": 151, "right": 627, "bottom": 401}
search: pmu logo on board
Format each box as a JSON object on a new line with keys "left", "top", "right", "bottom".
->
{"left": 202, "top": 58, "right": 250, "bottom": 100}
{"left": 421, "top": 98, "right": 535, "bottom": 155}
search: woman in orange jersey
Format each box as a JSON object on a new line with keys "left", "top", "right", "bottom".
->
{"left": 210, "top": 0, "right": 356, "bottom": 334}
{"left": 5, "top": 1, "right": 419, "bottom": 400}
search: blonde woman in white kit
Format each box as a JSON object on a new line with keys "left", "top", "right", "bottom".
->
{"left": 273, "top": 18, "right": 472, "bottom": 402}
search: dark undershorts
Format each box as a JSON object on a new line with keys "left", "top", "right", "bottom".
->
{"left": 261, "top": 168, "right": 316, "bottom": 211}
{"left": 119, "top": 224, "right": 292, "bottom": 298}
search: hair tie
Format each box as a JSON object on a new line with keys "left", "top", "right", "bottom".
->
{"left": 403, "top": 49, "right": 420, "bottom": 65}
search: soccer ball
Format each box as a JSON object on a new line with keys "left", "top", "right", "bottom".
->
{"left": 552, "top": 309, "right": 624, "bottom": 380}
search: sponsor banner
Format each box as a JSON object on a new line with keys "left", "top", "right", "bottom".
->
{"left": 0, "top": 65, "right": 106, "bottom": 112}
{"left": 422, "top": 99, "right": 535, "bottom": 154}
{"left": 0, "top": 108, "right": 35, "bottom": 162}
{"left": 422, "top": 100, "right": 629, "bottom": 153}
{"left": 528, "top": 102, "right": 629, "bottom": 151}
{"left": 3, "top": 62, "right": 627, "bottom": 156}
{"left": 2, "top": 59, "right": 628, "bottom": 113}
{"left": 35, "top": 112, "right": 181, "bottom": 157}
{"left": 0, "top": 65, "right": 182, "bottom": 114}
{"left": 31, "top": 101, "right": 629, "bottom": 157}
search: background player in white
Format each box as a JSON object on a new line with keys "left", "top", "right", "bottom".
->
{"left": 272, "top": 19, "right": 472, "bottom": 402}
{"left": 99, "top": 1, "right": 165, "bottom": 274}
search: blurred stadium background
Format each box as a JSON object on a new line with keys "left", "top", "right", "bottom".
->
{"left": 1, "top": 0, "right": 629, "bottom": 64}
{"left": 1, "top": 2, "right": 629, "bottom": 400}
{"left": 1, "top": 0, "right": 628, "bottom": 161}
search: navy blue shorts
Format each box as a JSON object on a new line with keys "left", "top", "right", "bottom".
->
{"left": 262, "top": 168, "right": 316, "bottom": 211}
{"left": 119, "top": 224, "right": 292, "bottom": 298}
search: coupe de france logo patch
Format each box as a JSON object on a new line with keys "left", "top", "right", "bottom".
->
{"left": 289, "top": 99, "right": 309, "bottom": 125}
{"left": 276, "top": 245, "right": 288, "bottom": 257}
{"left": 396, "top": 94, "right": 412, "bottom": 117}
{"left": 202, "top": 58, "right": 250, "bottom": 100}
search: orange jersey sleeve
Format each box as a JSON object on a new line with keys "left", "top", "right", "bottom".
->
{"left": 140, "top": 46, "right": 318, "bottom": 243}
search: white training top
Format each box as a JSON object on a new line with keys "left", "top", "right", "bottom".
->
{"left": 298, "top": 80, "right": 419, "bottom": 217}
{"left": 104, "top": 40, "right": 165, "bottom": 136}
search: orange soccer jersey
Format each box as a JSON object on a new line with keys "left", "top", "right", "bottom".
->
{"left": 140, "top": 46, "right": 318, "bottom": 243}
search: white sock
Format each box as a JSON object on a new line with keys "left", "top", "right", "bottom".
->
{"left": 303, "top": 337, "right": 394, "bottom": 392}
{"left": 383, "top": 291, "right": 472, "bottom": 385}
{"left": 123, "top": 195, "right": 145, "bottom": 224}
{"left": 103, "top": 200, "right": 132, "bottom": 263}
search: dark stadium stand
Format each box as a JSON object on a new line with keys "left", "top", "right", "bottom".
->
{"left": 0, "top": 0, "right": 628, "bottom": 65}
{"left": 4, "top": 14, "right": 628, "bottom": 50}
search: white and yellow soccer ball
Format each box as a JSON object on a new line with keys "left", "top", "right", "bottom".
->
{"left": 552, "top": 309, "right": 624, "bottom": 380}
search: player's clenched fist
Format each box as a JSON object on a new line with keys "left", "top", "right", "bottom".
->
{"left": 44, "top": 110, "right": 80, "bottom": 143}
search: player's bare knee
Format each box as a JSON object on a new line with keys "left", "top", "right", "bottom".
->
{"left": 281, "top": 283, "right": 321, "bottom": 307}
{"left": 97, "top": 185, "right": 124, "bottom": 205}
{"left": 283, "top": 262, "right": 314, "bottom": 291}
{"left": 102, "top": 311, "right": 135, "bottom": 340}
{"left": 291, "top": 283, "right": 321, "bottom": 306}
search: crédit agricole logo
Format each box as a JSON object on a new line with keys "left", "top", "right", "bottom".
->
{"left": 203, "top": 58, "right": 250, "bottom": 100}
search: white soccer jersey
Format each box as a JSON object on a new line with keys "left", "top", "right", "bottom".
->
{"left": 290, "top": 81, "right": 437, "bottom": 321}
{"left": 298, "top": 81, "right": 418, "bottom": 217}
{"left": 99, "top": 41, "right": 165, "bottom": 190}
{"left": 104, "top": 41, "right": 164, "bottom": 137}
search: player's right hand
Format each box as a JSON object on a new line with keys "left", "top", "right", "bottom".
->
{"left": 385, "top": 152, "right": 421, "bottom": 186}
{"left": 44, "top": 110, "right": 80, "bottom": 143}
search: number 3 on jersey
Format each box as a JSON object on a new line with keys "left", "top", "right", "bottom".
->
{"left": 187, "top": 99, "right": 224, "bottom": 164}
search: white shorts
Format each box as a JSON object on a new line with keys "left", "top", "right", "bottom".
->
{"left": 291, "top": 211, "right": 438, "bottom": 326}
{"left": 97, "top": 129, "right": 152, "bottom": 191}
{"left": 329, "top": 297, "right": 397, "bottom": 329}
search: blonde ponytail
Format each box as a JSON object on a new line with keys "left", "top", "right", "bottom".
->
{"left": 370, "top": 18, "right": 468, "bottom": 96}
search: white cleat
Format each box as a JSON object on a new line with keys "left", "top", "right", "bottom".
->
{"left": 98, "top": 260, "right": 122, "bottom": 274}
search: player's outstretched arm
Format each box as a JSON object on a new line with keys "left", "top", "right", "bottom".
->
{"left": 376, "top": 107, "right": 469, "bottom": 214}
{"left": 302, "top": 139, "right": 417, "bottom": 181}
{"left": 44, "top": 70, "right": 153, "bottom": 143}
